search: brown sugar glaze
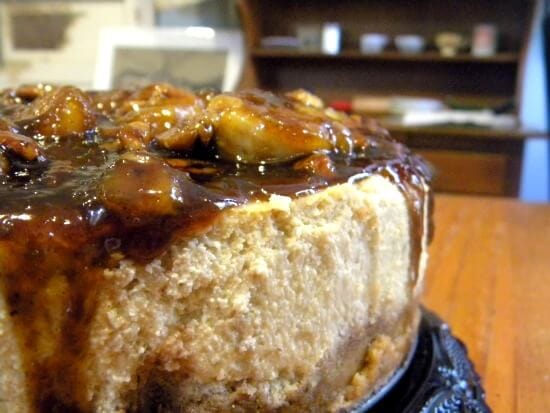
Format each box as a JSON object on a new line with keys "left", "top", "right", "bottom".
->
{"left": 0, "top": 84, "right": 431, "bottom": 412}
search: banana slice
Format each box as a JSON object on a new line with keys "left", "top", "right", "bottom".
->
{"left": 14, "top": 86, "right": 96, "bottom": 137}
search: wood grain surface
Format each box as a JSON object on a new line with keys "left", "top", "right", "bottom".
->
{"left": 423, "top": 194, "right": 550, "bottom": 412}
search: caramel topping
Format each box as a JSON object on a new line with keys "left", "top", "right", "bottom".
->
{"left": 0, "top": 84, "right": 431, "bottom": 412}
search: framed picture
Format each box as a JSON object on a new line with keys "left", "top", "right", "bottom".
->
{"left": 94, "top": 26, "right": 244, "bottom": 91}
{"left": 0, "top": 1, "right": 136, "bottom": 88}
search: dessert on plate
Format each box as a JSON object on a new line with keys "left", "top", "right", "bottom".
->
{"left": 0, "top": 83, "right": 431, "bottom": 412}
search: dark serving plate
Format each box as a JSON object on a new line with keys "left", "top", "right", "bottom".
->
{"left": 351, "top": 308, "right": 491, "bottom": 413}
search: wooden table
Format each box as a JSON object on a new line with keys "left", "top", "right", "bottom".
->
{"left": 423, "top": 194, "right": 550, "bottom": 412}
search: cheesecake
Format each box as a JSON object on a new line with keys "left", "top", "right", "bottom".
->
{"left": 0, "top": 84, "right": 431, "bottom": 412}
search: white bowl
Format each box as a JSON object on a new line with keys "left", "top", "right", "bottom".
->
{"left": 360, "top": 33, "right": 389, "bottom": 54}
{"left": 395, "top": 35, "right": 425, "bottom": 54}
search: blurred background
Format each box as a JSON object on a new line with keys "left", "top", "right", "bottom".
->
{"left": 0, "top": 0, "right": 547, "bottom": 202}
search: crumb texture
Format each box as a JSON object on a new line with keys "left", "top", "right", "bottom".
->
{"left": 0, "top": 175, "right": 422, "bottom": 412}
{"left": 0, "top": 285, "right": 29, "bottom": 413}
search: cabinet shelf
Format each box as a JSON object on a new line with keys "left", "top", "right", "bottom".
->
{"left": 251, "top": 48, "right": 519, "bottom": 64}
{"left": 238, "top": 0, "right": 537, "bottom": 196}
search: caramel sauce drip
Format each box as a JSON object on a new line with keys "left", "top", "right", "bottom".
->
{"left": 0, "top": 84, "right": 431, "bottom": 412}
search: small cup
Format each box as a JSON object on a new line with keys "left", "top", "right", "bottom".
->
{"left": 359, "top": 33, "right": 389, "bottom": 54}
{"left": 471, "top": 24, "right": 498, "bottom": 57}
{"left": 322, "top": 22, "right": 341, "bottom": 55}
{"left": 296, "top": 24, "right": 322, "bottom": 51}
{"left": 435, "top": 32, "right": 467, "bottom": 56}
{"left": 394, "top": 35, "right": 426, "bottom": 54}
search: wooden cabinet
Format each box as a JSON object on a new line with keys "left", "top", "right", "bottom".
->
{"left": 238, "top": 0, "right": 544, "bottom": 197}
{"left": 389, "top": 127, "right": 525, "bottom": 196}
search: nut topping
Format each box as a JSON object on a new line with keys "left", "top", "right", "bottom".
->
{"left": 98, "top": 152, "right": 186, "bottom": 223}
{"left": 113, "top": 83, "right": 204, "bottom": 136}
{"left": 13, "top": 86, "right": 96, "bottom": 137}
{"left": 205, "top": 90, "right": 371, "bottom": 164}
{"left": 293, "top": 154, "right": 336, "bottom": 178}
{"left": 0, "top": 130, "right": 48, "bottom": 175}
{"left": 207, "top": 92, "right": 334, "bottom": 164}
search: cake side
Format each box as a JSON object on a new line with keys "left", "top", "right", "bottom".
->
{"left": 0, "top": 175, "right": 424, "bottom": 413}
{"left": 0, "top": 84, "right": 431, "bottom": 412}
{"left": 67, "top": 175, "right": 419, "bottom": 412}
{"left": 0, "top": 286, "right": 29, "bottom": 413}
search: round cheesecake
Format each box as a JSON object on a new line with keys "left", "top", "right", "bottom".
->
{"left": 0, "top": 84, "right": 431, "bottom": 412}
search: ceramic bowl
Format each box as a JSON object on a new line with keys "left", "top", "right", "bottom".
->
{"left": 359, "top": 33, "right": 389, "bottom": 54}
{"left": 394, "top": 35, "right": 426, "bottom": 54}
{"left": 435, "top": 32, "right": 467, "bottom": 56}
